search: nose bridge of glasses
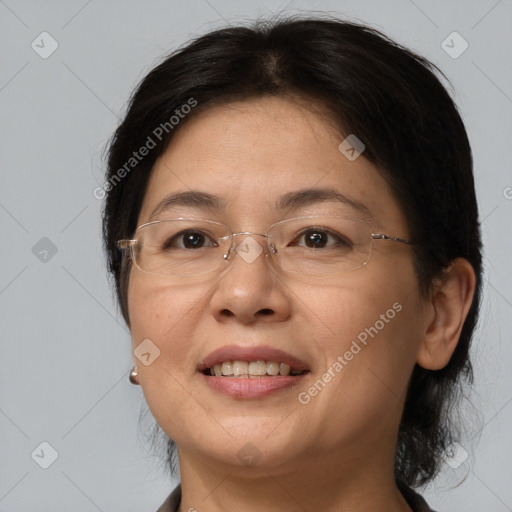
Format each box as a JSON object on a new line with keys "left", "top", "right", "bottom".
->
{"left": 222, "top": 231, "right": 274, "bottom": 263}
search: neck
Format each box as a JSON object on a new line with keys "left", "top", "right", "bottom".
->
{"left": 176, "top": 447, "right": 412, "bottom": 512}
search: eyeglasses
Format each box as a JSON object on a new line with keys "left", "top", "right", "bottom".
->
{"left": 117, "top": 216, "right": 411, "bottom": 277}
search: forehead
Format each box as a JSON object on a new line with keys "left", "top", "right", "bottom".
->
{"left": 137, "top": 96, "right": 407, "bottom": 234}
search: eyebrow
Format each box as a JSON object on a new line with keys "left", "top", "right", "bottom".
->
{"left": 275, "top": 187, "right": 371, "bottom": 217}
{"left": 148, "top": 190, "right": 225, "bottom": 221}
{"left": 148, "top": 187, "right": 371, "bottom": 221}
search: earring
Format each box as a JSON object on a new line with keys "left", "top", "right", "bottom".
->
{"left": 129, "top": 366, "right": 140, "bottom": 385}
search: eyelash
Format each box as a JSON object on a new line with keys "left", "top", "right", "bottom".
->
{"left": 299, "top": 229, "right": 351, "bottom": 246}
{"left": 162, "top": 230, "right": 218, "bottom": 250}
{"left": 163, "top": 227, "right": 351, "bottom": 250}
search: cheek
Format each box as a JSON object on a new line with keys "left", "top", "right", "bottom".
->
{"left": 126, "top": 274, "right": 208, "bottom": 430}
{"left": 292, "top": 275, "right": 406, "bottom": 352}
{"left": 297, "top": 268, "right": 422, "bottom": 416}
{"left": 127, "top": 272, "right": 205, "bottom": 366}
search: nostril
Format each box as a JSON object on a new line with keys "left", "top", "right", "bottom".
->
{"left": 259, "top": 308, "right": 274, "bottom": 315}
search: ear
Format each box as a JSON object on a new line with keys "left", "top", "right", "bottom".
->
{"left": 417, "top": 258, "right": 477, "bottom": 370}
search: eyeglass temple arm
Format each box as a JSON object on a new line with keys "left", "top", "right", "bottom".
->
{"left": 117, "top": 240, "right": 136, "bottom": 249}
{"left": 372, "top": 233, "right": 411, "bottom": 245}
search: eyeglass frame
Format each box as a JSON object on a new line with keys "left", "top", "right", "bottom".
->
{"left": 117, "top": 215, "right": 412, "bottom": 277}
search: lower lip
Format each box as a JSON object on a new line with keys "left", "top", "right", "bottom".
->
{"left": 200, "top": 372, "right": 309, "bottom": 398}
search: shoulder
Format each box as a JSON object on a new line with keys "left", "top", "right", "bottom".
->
{"left": 397, "top": 479, "right": 437, "bottom": 512}
{"left": 156, "top": 483, "right": 181, "bottom": 512}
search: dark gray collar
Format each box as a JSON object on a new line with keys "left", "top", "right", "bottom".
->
{"left": 157, "top": 480, "right": 436, "bottom": 511}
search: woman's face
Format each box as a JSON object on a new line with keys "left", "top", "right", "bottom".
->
{"left": 128, "top": 96, "right": 428, "bottom": 473}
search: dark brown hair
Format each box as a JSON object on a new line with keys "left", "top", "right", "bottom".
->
{"left": 102, "top": 15, "right": 482, "bottom": 487}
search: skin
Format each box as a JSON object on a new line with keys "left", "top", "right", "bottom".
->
{"left": 127, "top": 96, "right": 476, "bottom": 512}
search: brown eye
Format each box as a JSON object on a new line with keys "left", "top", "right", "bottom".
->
{"left": 293, "top": 228, "right": 352, "bottom": 249}
{"left": 163, "top": 230, "right": 216, "bottom": 250}
{"left": 304, "top": 230, "right": 328, "bottom": 248}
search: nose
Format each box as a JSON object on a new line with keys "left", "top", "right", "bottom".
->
{"left": 209, "top": 234, "right": 292, "bottom": 325}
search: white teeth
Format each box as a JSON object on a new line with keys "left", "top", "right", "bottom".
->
{"left": 279, "top": 363, "right": 291, "bottom": 376}
{"left": 266, "top": 361, "right": 280, "bottom": 375}
{"left": 221, "top": 361, "right": 233, "bottom": 376}
{"left": 248, "top": 360, "right": 267, "bottom": 375}
{"left": 207, "top": 360, "right": 305, "bottom": 377}
{"left": 233, "top": 361, "right": 248, "bottom": 376}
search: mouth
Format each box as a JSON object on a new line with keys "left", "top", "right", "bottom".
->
{"left": 198, "top": 345, "right": 311, "bottom": 398}
{"left": 197, "top": 345, "right": 311, "bottom": 379}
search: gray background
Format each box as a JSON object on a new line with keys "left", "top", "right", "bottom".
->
{"left": 1, "top": 0, "right": 511, "bottom": 510}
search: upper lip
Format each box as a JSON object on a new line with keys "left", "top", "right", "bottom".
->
{"left": 197, "top": 345, "right": 311, "bottom": 372}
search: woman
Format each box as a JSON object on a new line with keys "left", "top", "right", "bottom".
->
{"left": 102, "top": 16, "right": 481, "bottom": 512}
